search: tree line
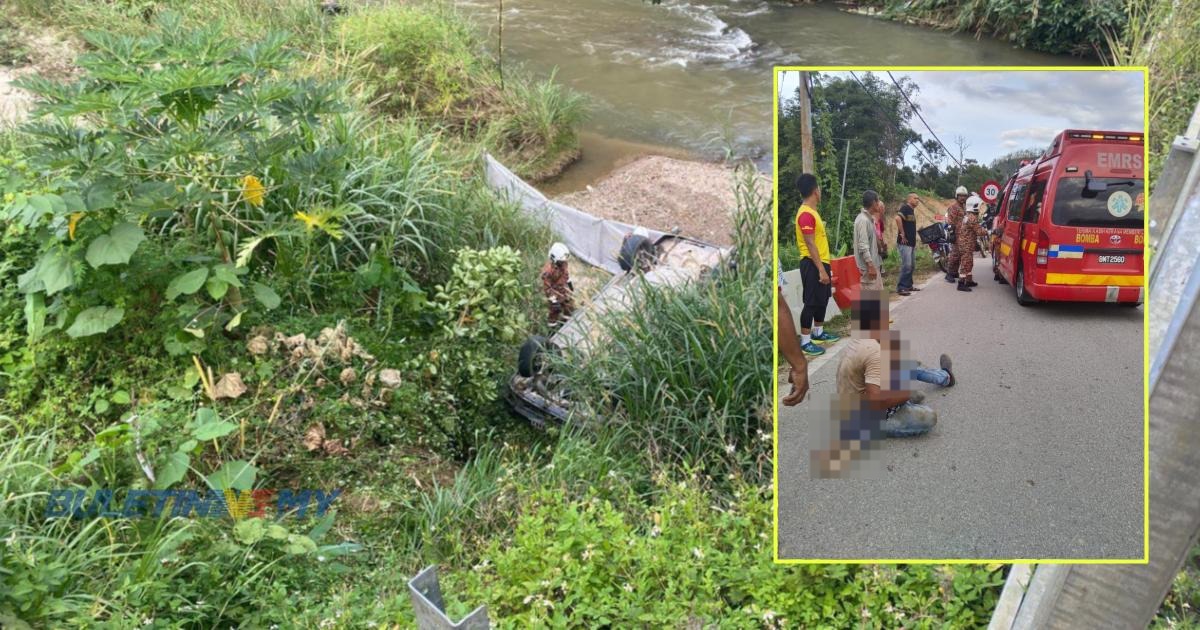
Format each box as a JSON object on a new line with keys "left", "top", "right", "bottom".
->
{"left": 777, "top": 72, "right": 1042, "bottom": 254}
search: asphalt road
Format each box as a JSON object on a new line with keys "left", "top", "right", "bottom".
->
{"left": 777, "top": 262, "right": 1145, "bottom": 560}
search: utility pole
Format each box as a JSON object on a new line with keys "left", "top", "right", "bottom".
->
{"left": 834, "top": 138, "right": 850, "bottom": 253}
{"left": 798, "top": 71, "right": 814, "bottom": 173}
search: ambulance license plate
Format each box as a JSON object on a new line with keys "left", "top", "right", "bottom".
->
{"left": 1098, "top": 255, "right": 1126, "bottom": 264}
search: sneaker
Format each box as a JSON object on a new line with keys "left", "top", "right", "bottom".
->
{"left": 939, "top": 354, "right": 955, "bottom": 387}
{"left": 897, "top": 290, "right": 911, "bottom": 296}
{"left": 811, "top": 331, "right": 840, "bottom": 344}
{"left": 801, "top": 341, "right": 825, "bottom": 356}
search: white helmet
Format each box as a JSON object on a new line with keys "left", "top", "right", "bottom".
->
{"left": 965, "top": 195, "right": 983, "bottom": 213}
{"left": 632, "top": 226, "right": 650, "bottom": 239}
{"left": 955, "top": 186, "right": 969, "bottom": 197}
{"left": 549, "top": 242, "right": 570, "bottom": 263}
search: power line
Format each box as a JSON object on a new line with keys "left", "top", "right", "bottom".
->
{"left": 885, "top": 70, "right": 965, "bottom": 170}
{"left": 844, "top": 70, "right": 940, "bottom": 170}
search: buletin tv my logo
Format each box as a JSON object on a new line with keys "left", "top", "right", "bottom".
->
{"left": 44, "top": 488, "right": 342, "bottom": 520}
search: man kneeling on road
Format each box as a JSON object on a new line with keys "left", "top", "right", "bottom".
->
{"left": 837, "top": 292, "right": 955, "bottom": 438}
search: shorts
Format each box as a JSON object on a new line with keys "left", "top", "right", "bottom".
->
{"left": 798, "top": 258, "right": 832, "bottom": 307}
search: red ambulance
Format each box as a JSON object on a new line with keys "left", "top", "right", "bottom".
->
{"left": 990, "top": 130, "right": 1145, "bottom": 306}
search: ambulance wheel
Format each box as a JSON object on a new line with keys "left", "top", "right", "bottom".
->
{"left": 619, "top": 235, "right": 656, "bottom": 272}
{"left": 1015, "top": 268, "right": 1036, "bottom": 306}
{"left": 518, "top": 335, "right": 551, "bottom": 377}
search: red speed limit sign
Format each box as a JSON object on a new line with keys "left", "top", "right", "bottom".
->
{"left": 980, "top": 180, "right": 1001, "bottom": 203}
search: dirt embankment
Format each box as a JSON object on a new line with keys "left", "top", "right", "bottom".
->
{"left": 554, "top": 155, "right": 770, "bottom": 247}
{"left": 879, "top": 194, "right": 951, "bottom": 246}
{"left": 0, "top": 27, "right": 78, "bottom": 127}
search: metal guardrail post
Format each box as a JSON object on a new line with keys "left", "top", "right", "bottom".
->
{"left": 408, "top": 565, "right": 490, "bottom": 630}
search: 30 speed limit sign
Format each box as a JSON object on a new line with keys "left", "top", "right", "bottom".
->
{"left": 980, "top": 180, "right": 1001, "bottom": 203}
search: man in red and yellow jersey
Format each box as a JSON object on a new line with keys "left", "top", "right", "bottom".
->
{"left": 794, "top": 173, "right": 841, "bottom": 356}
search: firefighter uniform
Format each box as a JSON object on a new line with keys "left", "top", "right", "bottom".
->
{"left": 956, "top": 214, "right": 986, "bottom": 277}
{"left": 541, "top": 261, "right": 574, "bottom": 324}
{"left": 943, "top": 200, "right": 966, "bottom": 280}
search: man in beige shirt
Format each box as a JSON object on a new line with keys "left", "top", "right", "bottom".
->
{"left": 816, "top": 294, "right": 957, "bottom": 475}
{"left": 853, "top": 191, "right": 885, "bottom": 291}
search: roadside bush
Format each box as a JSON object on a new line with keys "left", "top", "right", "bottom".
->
{"left": 339, "top": 3, "right": 585, "bottom": 181}
{"left": 341, "top": 5, "right": 479, "bottom": 116}
{"left": 865, "top": 0, "right": 1126, "bottom": 57}
{"left": 437, "top": 474, "right": 1004, "bottom": 628}
{"left": 408, "top": 246, "right": 530, "bottom": 458}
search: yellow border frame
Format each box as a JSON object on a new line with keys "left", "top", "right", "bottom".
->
{"left": 771, "top": 65, "right": 1151, "bottom": 565}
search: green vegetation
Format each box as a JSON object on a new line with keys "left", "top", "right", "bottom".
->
{"left": 777, "top": 73, "right": 1023, "bottom": 259}
{"left": 858, "top": 0, "right": 1126, "bottom": 58}
{"left": 0, "top": 0, "right": 1013, "bottom": 626}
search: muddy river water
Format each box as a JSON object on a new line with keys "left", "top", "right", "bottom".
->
{"left": 455, "top": 0, "right": 1078, "bottom": 190}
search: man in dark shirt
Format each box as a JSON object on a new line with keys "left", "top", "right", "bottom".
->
{"left": 894, "top": 192, "right": 920, "bottom": 295}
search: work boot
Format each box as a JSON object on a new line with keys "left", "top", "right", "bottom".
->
{"left": 945, "top": 273, "right": 956, "bottom": 283}
{"left": 956, "top": 280, "right": 972, "bottom": 292}
{"left": 940, "top": 354, "right": 955, "bottom": 387}
{"left": 966, "top": 275, "right": 978, "bottom": 287}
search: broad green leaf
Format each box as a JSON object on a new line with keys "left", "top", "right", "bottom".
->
{"left": 177, "top": 439, "right": 198, "bottom": 453}
{"left": 66, "top": 306, "right": 124, "bottom": 338}
{"left": 27, "top": 194, "right": 55, "bottom": 217}
{"left": 61, "top": 191, "right": 86, "bottom": 213}
{"left": 183, "top": 327, "right": 205, "bottom": 338}
{"left": 212, "top": 264, "right": 244, "bottom": 288}
{"left": 111, "top": 390, "right": 130, "bottom": 404}
{"left": 94, "top": 399, "right": 110, "bottom": 414}
{"left": 35, "top": 248, "right": 73, "bottom": 296}
{"left": 206, "top": 276, "right": 229, "bottom": 300}
{"left": 165, "top": 268, "right": 208, "bottom": 300}
{"left": 207, "top": 460, "right": 257, "bottom": 491}
{"left": 284, "top": 533, "right": 318, "bottom": 555}
{"left": 266, "top": 524, "right": 289, "bottom": 540}
{"left": 309, "top": 509, "right": 336, "bottom": 542}
{"left": 234, "top": 518, "right": 266, "bottom": 545}
{"left": 225, "top": 311, "right": 243, "bottom": 331}
{"left": 85, "top": 181, "right": 116, "bottom": 211}
{"left": 86, "top": 222, "right": 145, "bottom": 268}
{"left": 192, "top": 407, "right": 219, "bottom": 429}
{"left": 24, "top": 292, "right": 45, "bottom": 341}
{"left": 155, "top": 451, "right": 190, "bottom": 489}
{"left": 251, "top": 282, "right": 280, "bottom": 310}
{"left": 192, "top": 418, "right": 237, "bottom": 441}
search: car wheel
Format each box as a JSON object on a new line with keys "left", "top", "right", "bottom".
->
{"left": 619, "top": 235, "right": 656, "bottom": 272}
{"left": 1015, "top": 268, "right": 1036, "bottom": 306}
{"left": 518, "top": 335, "right": 551, "bottom": 377}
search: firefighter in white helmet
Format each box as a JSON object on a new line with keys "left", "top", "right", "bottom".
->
{"left": 541, "top": 242, "right": 575, "bottom": 325}
{"left": 955, "top": 195, "right": 987, "bottom": 292}
{"left": 943, "top": 185, "right": 971, "bottom": 282}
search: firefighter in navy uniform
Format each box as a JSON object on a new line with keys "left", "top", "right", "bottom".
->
{"left": 956, "top": 195, "right": 988, "bottom": 292}
{"left": 541, "top": 243, "right": 575, "bottom": 325}
{"left": 943, "top": 186, "right": 969, "bottom": 282}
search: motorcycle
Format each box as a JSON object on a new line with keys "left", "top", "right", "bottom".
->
{"left": 918, "top": 221, "right": 953, "bottom": 274}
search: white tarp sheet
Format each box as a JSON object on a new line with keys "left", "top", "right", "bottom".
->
{"left": 483, "top": 153, "right": 668, "bottom": 275}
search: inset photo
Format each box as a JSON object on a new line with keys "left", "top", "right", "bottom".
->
{"left": 774, "top": 68, "right": 1147, "bottom": 561}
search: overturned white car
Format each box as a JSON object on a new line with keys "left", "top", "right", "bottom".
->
{"left": 482, "top": 155, "right": 731, "bottom": 427}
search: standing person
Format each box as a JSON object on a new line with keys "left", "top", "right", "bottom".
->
{"left": 853, "top": 190, "right": 885, "bottom": 292}
{"left": 943, "top": 186, "right": 969, "bottom": 282}
{"left": 895, "top": 192, "right": 919, "bottom": 295}
{"left": 793, "top": 174, "right": 840, "bottom": 357}
{"left": 541, "top": 242, "right": 575, "bottom": 325}
{"left": 955, "top": 195, "right": 988, "bottom": 292}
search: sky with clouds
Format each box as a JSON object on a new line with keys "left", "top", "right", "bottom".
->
{"left": 778, "top": 70, "right": 1145, "bottom": 168}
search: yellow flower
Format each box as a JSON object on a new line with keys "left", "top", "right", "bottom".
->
{"left": 242, "top": 175, "right": 265, "bottom": 207}
{"left": 294, "top": 211, "right": 320, "bottom": 231}
{"left": 68, "top": 212, "right": 85, "bottom": 240}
